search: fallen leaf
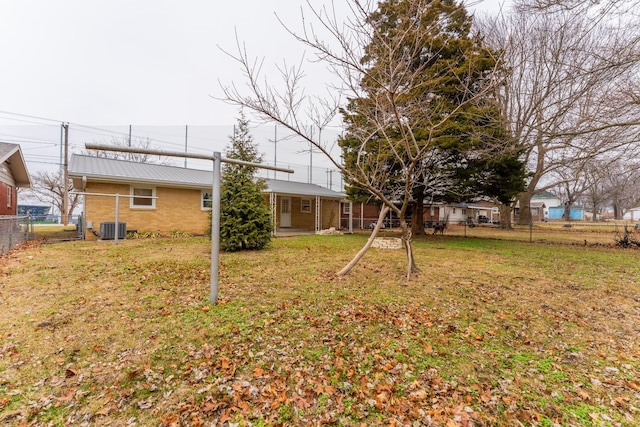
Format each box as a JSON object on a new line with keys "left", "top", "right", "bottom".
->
{"left": 161, "top": 413, "right": 180, "bottom": 426}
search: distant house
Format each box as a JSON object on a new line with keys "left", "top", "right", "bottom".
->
{"left": 68, "top": 155, "right": 345, "bottom": 239}
{"left": 548, "top": 205, "right": 584, "bottom": 221}
{"left": 623, "top": 207, "right": 640, "bottom": 222}
{"left": 0, "top": 142, "right": 31, "bottom": 215}
{"left": 339, "top": 199, "right": 501, "bottom": 230}
{"left": 514, "top": 191, "right": 562, "bottom": 222}
{"left": 435, "top": 201, "right": 499, "bottom": 224}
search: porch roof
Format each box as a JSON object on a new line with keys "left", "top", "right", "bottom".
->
{"left": 264, "top": 179, "right": 346, "bottom": 199}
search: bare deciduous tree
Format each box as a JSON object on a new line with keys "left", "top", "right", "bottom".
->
{"left": 26, "top": 170, "right": 80, "bottom": 223}
{"left": 479, "top": 0, "right": 640, "bottom": 224}
{"left": 84, "top": 136, "right": 173, "bottom": 165}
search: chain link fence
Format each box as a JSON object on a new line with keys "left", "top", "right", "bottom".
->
{"left": 0, "top": 216, "right": 33, "bottom": 255}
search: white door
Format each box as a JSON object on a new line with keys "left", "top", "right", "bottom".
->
{"left": 280, "top": 197, "right": 292, "bottom": 227}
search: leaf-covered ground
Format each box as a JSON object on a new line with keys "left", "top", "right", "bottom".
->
{"left": 0, "top": 235, "right": 639, "bottom": 426}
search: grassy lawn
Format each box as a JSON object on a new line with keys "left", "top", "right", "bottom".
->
{"left": 0, "top": 234, "right": 639, "bottom": 426}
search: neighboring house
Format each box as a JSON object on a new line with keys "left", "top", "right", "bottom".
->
{"left": 434, "top": 201, "right": 499, "bottom": 224}
{"left": 514, "top": 191, "right": 561, "bottom": 222}
{"left": 623, "top": 208, "right": 640, "bottom": 221}
{"left": 68, "top": 154, "right": 345, "bottom": 239}
{"left": 549, "top": 205, "right": 584, "bottom": 221}
{"left": 0, "top": 142, "right": 31, "bottom": 215}
{"left": 339, "top": 200, "right": 500, "bottom": 230}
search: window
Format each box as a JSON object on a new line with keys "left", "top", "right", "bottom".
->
{"left": 201, "top": 191, "right": 212, "bottom": 210}
{"left": 301, "top": 198, "right": 311, "bottom": 213}
{"left": 343, "top": 203, "right": 351, "bottom": 214}
{"left": 7, "top": 186, "right": 12, "bottom": 208}
{"left": 130, "top": 186, "right": 155, "bottom": 208}
{"left": 430, "top": 207, "right": 435, "bottom": 216}
{"left": 452, "top": 208, "right": 456, "bottom": 214}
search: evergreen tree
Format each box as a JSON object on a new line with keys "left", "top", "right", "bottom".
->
{"left": 339, "top": 0, "right": 524, "bottom": 234}
{"left": 219, "top": 111, "right": 272, "bottom": 251}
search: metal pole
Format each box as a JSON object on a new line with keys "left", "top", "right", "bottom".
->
{"left": 114, "top": 193, "right": 120, "bottom": 245}
{"left": 83, "top": 143, "right": 293, "bottom": 304}
{"left": 62, "top": 123, "right": 69, "bottom": 226}
{"left": 184, "top": 125, "right": 188, "bottom": 168}
{"left": 210, "top": 152, "right": 222, "bottom": 303}
{"left": 530, "top": 221, "right": 533, "bottom": 243}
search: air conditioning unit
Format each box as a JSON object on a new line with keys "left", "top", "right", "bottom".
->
{"left": 100, "top": 222, "right": 127, "bottom": 240}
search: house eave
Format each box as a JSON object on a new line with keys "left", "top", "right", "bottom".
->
{"left": 1, "top": 145, "right": 32, "bottom": 188}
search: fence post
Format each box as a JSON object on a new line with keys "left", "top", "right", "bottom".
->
{"left": 8, "top": 218, "right": 12, "bottom": 250}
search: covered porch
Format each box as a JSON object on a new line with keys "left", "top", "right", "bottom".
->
{"left": 263, "top": 179, "right": 347, "bottom": 236}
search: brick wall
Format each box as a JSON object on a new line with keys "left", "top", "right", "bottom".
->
{"left": 321, "top": 200, "right": 340, "bottom": 229}
{"left": 84, "top": 182, "right": 210, "bottom": 239}
{"left": 0, "top": 182, "right": 15, "bottom": 216}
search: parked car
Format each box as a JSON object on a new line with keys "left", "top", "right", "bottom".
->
{"left": 477, "top": 215, "right": 489, "bottom": 223}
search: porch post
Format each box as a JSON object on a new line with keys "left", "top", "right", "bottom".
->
{"left": 315, "top": 196, "right": 321, "bottom": 231}
{"left": 349, "top": 201, "right": 353, "bottom": 234}
{"left": 270, "top": 193, "right": 277, "bottom": 236}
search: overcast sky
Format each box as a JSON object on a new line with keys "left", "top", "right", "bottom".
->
{"left": 1, "top": 0, "right": 510, "bottom": 178}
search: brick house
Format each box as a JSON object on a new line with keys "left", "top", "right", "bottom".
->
{"left": 0, "top": 142, "right": 31, "bottom": 215}
{"left": 68, "top": 155, "right": 345, "bottom": 239}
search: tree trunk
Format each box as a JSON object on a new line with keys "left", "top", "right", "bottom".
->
{"left": 613, "top": 202, "right": 623, "bottom": 220}
{"left": 336, "top": 206, "right": 391, "bottom": 277}
{"left": 498, "top": 203, "right": 512, "bottom": 229}
{"left": 411, "top": 201, "right": 425, "bottom": 236}
{"left": 400, "top": 219, "right": 420, "bottom": 279}
{"left": 563, "top": 202, "right": 571, "bottom": 221}
{"left": 517, "top": 192, "right": 533, "bottom": 225}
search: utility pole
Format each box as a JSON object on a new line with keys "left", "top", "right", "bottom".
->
{"left": 62, "top": 123, "right": 69, "bottom": 226}
{"left": 184, "top": 125, "right": 188, "bottom": 168}
{"left": 269, "top": 125, "right": 278, "bottom": 179}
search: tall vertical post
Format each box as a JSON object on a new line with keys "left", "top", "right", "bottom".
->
{"left": 59, "top": 124, "right": 64, "bottom": 173}
{"left": 210, "top": 152, "right": 222, "bottom": 303}
{"left": 184, "top": 125, "right": 188, "bottom": 168}
{"left": 114, "top": 193, "right": 120, "bottom": 245}
{"left": 62, "top": 123, "right": 69, "bottom": 225}
{"left": 128, "top": 125, "right": 132, "bottom": 146}
{"left": 273, "top": 125, "right": 277, "bottom": 179}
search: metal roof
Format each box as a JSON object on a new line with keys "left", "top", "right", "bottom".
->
{"left": 69, "top": 154, "right": 346, "bottom": 199}
{"left": 263, "top": 179, "right": 345, "bottom": 198}
{"left": 0, "top": 142, "right": 31, "bottom": 188}
{"left": 69, "top": 154, "right": 212, "bottom": 189}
